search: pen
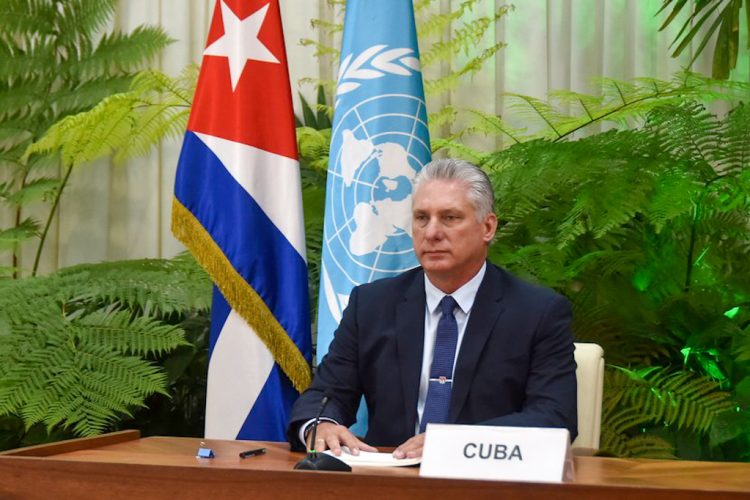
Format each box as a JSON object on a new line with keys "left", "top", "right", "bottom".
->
{"left": 239, "top": 447, "right": 267, "bottom": 458}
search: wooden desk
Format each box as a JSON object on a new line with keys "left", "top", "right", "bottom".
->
{"left": 1, "top": 431, "right": 748, "bottom": 499}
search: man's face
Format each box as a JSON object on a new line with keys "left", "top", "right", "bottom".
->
{"left": 411, "top": 179, "right": 497, "bottom": 290}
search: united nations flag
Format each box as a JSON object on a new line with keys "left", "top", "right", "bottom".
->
{"left": 317, "top": 0, "right": 431, "bottom": 434}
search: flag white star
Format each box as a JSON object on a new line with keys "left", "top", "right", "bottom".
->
{"left": 203, "top": 1, "right": 279, "bottom": 91}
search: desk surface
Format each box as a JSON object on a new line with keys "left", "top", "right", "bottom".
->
{"left": 1, "top": 431, "right": 749, "bottom": 499}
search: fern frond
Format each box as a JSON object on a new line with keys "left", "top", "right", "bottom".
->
{"left": 600, "top": 410, "right": 676, "bottom": 459}
{"left": 424, "top": 42, "right": 504, "bottom": 95}
{"left": 0, "top": 77, "right": 51, "bottom": 119}
{"left": 0, "top": 116, "right": 33, "bottom": 143}
{"left": 567, "top": 297, "right": 658, "bottom": 364}
{"left": 132, "top": 68, "right": 196, "bottom": 105}
{"left": 310, "top": 18, "right": 343, "bottom": 35}
{"left": 565, "top": 249, "right": 644, "bottom": 283}
{"left": 0, "top": 218, "right": 40, "bottom": 251}
{"left": 608, "top": 366, "right": 734, "bottom": 432}
{"left": 26, "top": 93, "right": 136, "bottom": 166}
{"left": 427, "top": 105, "right": 457, "bottom": 129}
{"left": 645, "top": 103, "right": 720, "bottom": 174}
{"left": 430, "top": 137, "right": 486, "bottom": 163}
{"left": 54, "top": 1, "right": 118, "bottom": 43}
{"left": 115, "top": 102, "right": 189, "bottom": 162}
{"left": 601, "top": 404, "right": 660, "bottom": 437}
{"left": 50, "top": 75, "right": 133, "bottom": 116}
{"left": 0, "top": 0, "right": 60, "bottom": 36}
{"left": 465, "top": 109, "right": 525, "bottom": 144}
{"left": 474, "top": 73, "right": 750, "bottom": 146}
{"left": 421, "top": 12, "right": 499, "bottom": 67}
{"left": 416, "top": 8, "right": 464, "bottom": 39}
{"left": 299, "top": 38, "right": 340, "bottom": 59}
{"left": 3, "top": 177, "right": 60, "bottom": 207}
{"left": 0, "top": 254, "right": 211, "bottom": 325}
{"left": 645, "top": 174, "right": 701, "bottom": 234}
{"left": 25, "top": 67, "right": 194, "bottom": 167}
{"left": 0, "top": 254, "right": 203, "bottom": 437}
{"left": 75, "top": 310, "right": 189, "bottom": 357}
{"left": 56, "top": 254, "right": 212, "bottom": 315}
{"left": 504, "top": 93, "right": 572, "bottom": 139}
{"left": 490, "top": 243, "right": 567, "bottom": 287}
{"left": 59, "top": 26, "right": 173, "bottom": 78}
{"left": 715, "top": 103, "right": 750, "bottom": 175}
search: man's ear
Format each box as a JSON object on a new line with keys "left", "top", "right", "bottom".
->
{"left": 483, "top": 213, "right": 498, "bottom": 243}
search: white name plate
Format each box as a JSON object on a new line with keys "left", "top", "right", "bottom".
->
{"left": 419, "top": 424, "right": 574, "bottom": 483}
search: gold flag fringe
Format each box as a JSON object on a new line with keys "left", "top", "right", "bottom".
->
{"left": 171, "top": 197, "right": 312, "bottom": 393}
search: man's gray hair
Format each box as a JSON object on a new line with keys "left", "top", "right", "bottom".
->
{"left": 413, "top": 158, "right": 495, "bottom": 220}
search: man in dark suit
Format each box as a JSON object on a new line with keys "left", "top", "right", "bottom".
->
{"left": 288, "top": 158, "right": 577, "bottom": 459}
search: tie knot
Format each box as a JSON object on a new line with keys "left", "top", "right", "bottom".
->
{"left": 439, "top": 295, "right": 457, "bottom": 315}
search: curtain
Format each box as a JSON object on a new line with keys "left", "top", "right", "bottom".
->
{"left": 15, "top": 0, "right": 747, "bottom": 274}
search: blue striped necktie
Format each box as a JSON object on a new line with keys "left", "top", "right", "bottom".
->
{"left": 420, "top": 295, "right": 458, "bottom": 433}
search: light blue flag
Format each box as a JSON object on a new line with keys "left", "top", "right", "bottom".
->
{"left": 317, "top": 0, "right": 431, "bottom": 434}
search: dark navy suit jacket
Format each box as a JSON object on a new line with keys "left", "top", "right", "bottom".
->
{"left": 287, "top": 262, "right": 577, "bottom": 449}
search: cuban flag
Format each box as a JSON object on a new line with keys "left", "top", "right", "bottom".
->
{"left": 317, "top": 0, "right": 431, "bottom": 433}
{"left": 172, "top": 0, "right": 311, "bottom": 441}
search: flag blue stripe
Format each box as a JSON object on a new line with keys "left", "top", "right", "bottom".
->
{"left": 209, "top": 286, "right": 231, "bottom": 359}
{"left": 175, "top": 132, "right": 311, "bottom": 358}
{"left": 237, "top": 364, "right": 298, "bottom": 441}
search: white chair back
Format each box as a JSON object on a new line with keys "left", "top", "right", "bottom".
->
{"left": 571, "top": 342, "right": 604, "bottom": 452}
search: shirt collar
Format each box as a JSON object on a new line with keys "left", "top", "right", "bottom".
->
{"left": 424, "top": 262, "right": 487, "bottom": 315}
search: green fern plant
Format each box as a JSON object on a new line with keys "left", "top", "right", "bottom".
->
{"left": 483, "top": 101, "right": 750, "bottom": 459}
{"left": 0, "top": 0, "right": 172, "bottom": 277}
{"left": 438, "top": 72, "right": 750, "bottom": 158}
{"left": 0, "top": 253, "right": 211, "bottom": 439}
{"left": 601, "top": 367, "right": 734, "bottom": 458}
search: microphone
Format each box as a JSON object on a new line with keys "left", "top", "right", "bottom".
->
{"left": 293, "top": 394, "right": 352, "bottom": 472}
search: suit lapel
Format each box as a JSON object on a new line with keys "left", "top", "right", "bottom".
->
{"left": 395, "top": 270, "right": 426, "bottom": 434}
{"left": 449, "top": 263, "right": 506, "bottom": 422}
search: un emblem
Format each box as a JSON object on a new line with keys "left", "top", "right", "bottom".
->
{"left": 324, "top": 93, "right": 431, "bottom": 292}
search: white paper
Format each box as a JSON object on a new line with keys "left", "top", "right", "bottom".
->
{"left": 323, "top": 448, "right": 421, "bottom": 467}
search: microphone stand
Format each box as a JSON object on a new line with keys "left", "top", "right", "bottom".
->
{"left": 294, "top": 396, "right": 352, "bottom": 472}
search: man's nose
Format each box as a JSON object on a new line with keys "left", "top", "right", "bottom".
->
{"left": 424, "top": 217, "right": 443, "bottom": 239}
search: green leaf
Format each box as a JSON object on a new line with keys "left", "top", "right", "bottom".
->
{"left": 4, "top": 177, "right": 61, "bottom": 206}
{"left": 315, "top": 85, "right": 332, "bottom": 129}
{"left": 709, "top": 408, "right": 748, "bottom": 447}
{"left": 300, "top": 92, "right": 317, "bottom": 128}
{"left": 59, "top": 26, "right": 173, "bottom": 78}
{"left": 0, "top": 218, "right": 40, "bottom": 250}
{"left": 657, "top": 0, "right": 690, "bottom": 30}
